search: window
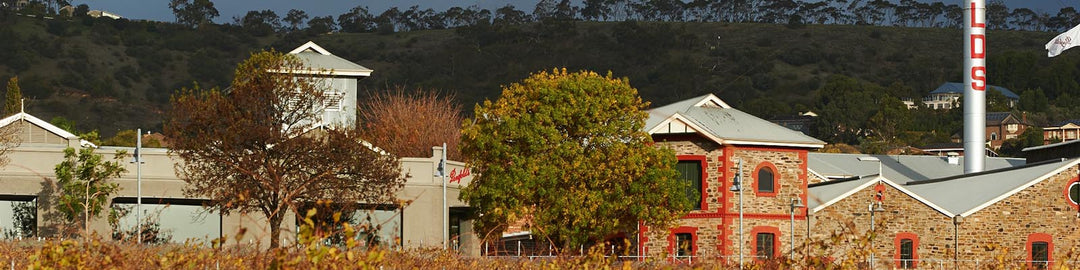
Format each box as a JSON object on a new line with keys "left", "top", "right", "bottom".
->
{"left": 990, "top": 132, "right": 998, "bottom": 141}
{"left": 1032, "top": 242, "right": 1049, "bottom": 269}
{"left": 1007, "top": 124, "right": 1019, "bottom": 133}
{"left": 675, "top": 233, "right": 693, "bottom": 257}
{"left": 324, "top": 91, "right": 344, "bottom": 111}
{"left": 895, "top": 233, "right": 918, "bottom": 269}
{"left": 754, "top": 162, "right": 778, "bottom": 196}
{"left": 676, "top": 159, "right": 703, "bottom": 210}
{"left": 1027, "top": 233, "right": 1053, "bottom": 269}
{"left": 756, "top": 233, "right": 775, "bottom": 260}
{"left": 1067, "top": 179, "right": 1080, "bottom": 208}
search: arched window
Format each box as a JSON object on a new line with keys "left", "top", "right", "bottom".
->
{"left": 990, "top": 132, "right": 998, "bottom": 141}
{"left": 894, "top": 233, "right": 919, "bottom": 268}
{"left": 754, "top": 162, "right": 779, "bottom": 196}
{"left": 1027, "top": 233, "right": 1053, "bottom": 269}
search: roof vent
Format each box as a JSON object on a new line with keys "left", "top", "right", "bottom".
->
{"left": 946, "top": 152, "right": 960, "bottom": 165}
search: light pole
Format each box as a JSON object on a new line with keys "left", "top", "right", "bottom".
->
{"left": 130, "top": 128, "right": 144, "bottom": 244}
{"left": 868, "top": 201, "right": 885, "bottom": 269}
{"left": 730, "top": 159, "right": 743, "bottom": 266}
{"left": 789, "top": 197, "right": 804, "bottom": 259}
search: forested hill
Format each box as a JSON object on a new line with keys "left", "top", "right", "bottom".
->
{"left": 0, "top": 9, "right": 1074, "bottom": 150}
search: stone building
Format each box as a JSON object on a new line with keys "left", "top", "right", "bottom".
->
{"left": 640, "top": 94, "right": 825, "bottom": 261}
{"left": 642, "top": 94, "right": 1080, "bottom": 268}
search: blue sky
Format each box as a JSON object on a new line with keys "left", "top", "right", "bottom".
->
{"left": 70, "top": 0, "right": 1078, "bottom": 24}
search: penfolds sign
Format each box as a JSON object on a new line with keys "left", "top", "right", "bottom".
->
{"left": 449, "top": 167, "right": 471, "bottom": 184}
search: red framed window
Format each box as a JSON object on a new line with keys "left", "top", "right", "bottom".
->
{"left": 677, "top": 155, "right": 707, "bottom": 210}
{"left": 753, "top": 162, "right": 779, "bottom": 197}
{"left": 894, "top": 232, "right": 919, "bottom": 269}
{"left": 750, "top": 226, "right": 780, "bottom": 261}
{"left": 667, "top": 226, "right": 698, "bottom": 260}
{"left": 1027, "top": 233, "right": 1053, "bottom": 269}
{"left": 1063, "top": 177, "right": 1080, "bottom": 209}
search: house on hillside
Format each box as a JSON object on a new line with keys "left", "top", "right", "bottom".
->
{"left": 902, "top": 82, "right": 1018, "bottom": 110}
{"left": 768, "top": 111, "right": 817, "bottom": 135}
{"left": 1043, "top": 119, "right": 1080, "bottom": 145}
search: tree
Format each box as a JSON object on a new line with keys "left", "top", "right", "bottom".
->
{"left": 306, "top": 16, "right": 336, "bottom": 34}
{"left": 165, "top": 51, "right": 406, "bottom": 248}
{"left": 4, "top": 76, "right": 21, "bottom": 117}
{"left": 359, "top": 88, "right": 463, "bottom": 160}
{"left": 460, "top": 69, "right": 688, "bottom": 250}
{"left": 283, "top": 9, "right": 308, "bottom": 31}
{"left": 337, "top": 6, "right": 375, "bottom": 33}
{"left": 169, "top": 0, "right": 219, "bottom": 27}
{"left": 101, "top": 129, "right": 162, "bottom": 148}
{"left": 54, "top": 147, "right": 127, "bottom": 237}
{"left": 238, "top": 9, "right": 281, "bottom": 36}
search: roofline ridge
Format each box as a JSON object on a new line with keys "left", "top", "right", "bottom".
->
{"left": 906, "top": 158, "right": 1067, "bottom": 185}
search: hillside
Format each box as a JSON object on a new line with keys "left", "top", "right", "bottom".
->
{"left": 0, "top": 12, "right": 1073, "bottom": 140}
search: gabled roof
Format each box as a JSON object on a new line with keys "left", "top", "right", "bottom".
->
{"left": 808, "top": 153, "right": 1079, "bottom": 218}
{"left": 930, "top": 82, "right": 1019, "bottom": 100}
{"left": 904, "top": 158, "right": 1079, "bottom": 216}
{"left": 286, "top": 41, "right": 373, "bottom": 77}
{"left": 0, "top": 112, "right": 96, "bottom": 148}
{"left": 1050, "top": 119, "right": 1080, "bottom": 127}
{"left": 808, "top": 153, "right": 1023, "bottom": 184}
{"left": 646, "top": 94, "right": 825, "bottom": 148}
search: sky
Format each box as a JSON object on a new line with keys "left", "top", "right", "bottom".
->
{"left": 69, "top": 0, "right": 1080, "bottom": 24}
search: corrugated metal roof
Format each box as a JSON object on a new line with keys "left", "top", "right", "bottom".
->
{"left": 291, "top": 51, "right": 373, "bottom": 74}
{"left": 285, "top": 41, "right": 373, "bottom": 77}
{"left": 904, "top": 158, "right": 1078, "bottom": 216}
{"left": 646, "top": 94, "right": 825, "bottom": 147}
{"left": 808, "top": 153, "right": 1024, "bottom": 185}
{"left": 930, "top": 82, "right": 1019, "bottom": 99}
{"left": 807, "top": 175, "right": 876, "bottom": 211}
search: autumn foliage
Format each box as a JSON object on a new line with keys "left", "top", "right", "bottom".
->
{"left": 359, "top": 88, "right": 463, "bottom": 160}
{"left": 165, "top": 51, "right": 406, "bottom": 248}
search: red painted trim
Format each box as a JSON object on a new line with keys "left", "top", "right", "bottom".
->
{"left": 639, "top": 222, "right": 649, "bottom": 259}
{"left": 1062, "top": 177, "right": 1080, "bottom": 210}
{"left": 667, "top": 226, "right": 699, "bottom": 260}
{"left": 720, "top": 145, "right": 734, "bottom": 256}
{"left": 685, "top": 212, "right": 807, "bottom": 220}
{"left": 1027, "top": 233, "right": 1054, "bottom": 268}
{"left": 678, "top": 155, "right": 709, "bottom": 211}
{"left": 749, "top": 226, "right": 781, "bottom": 261}
{"left": 752, "top": 161, "right": 780, "bottom": 197}
{"left": 894, "top": 232, "right": 919, "bottom": 268}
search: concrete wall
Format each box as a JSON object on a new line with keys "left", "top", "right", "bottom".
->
{"left": 0, "top": 142, "right": 478, "bottom": 254}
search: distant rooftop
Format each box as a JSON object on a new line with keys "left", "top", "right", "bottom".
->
{"left": 930, "top": 82, "right": 1018, "bottom": 100}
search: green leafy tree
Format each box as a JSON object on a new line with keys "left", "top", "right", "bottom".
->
{"left": 4, "top": 76, "right": 21, "bottom": 117}
{"left": 165, "top": 51, "right": 406, "bottom": 248}
{"left": 460, "top": 69, "right": 688, "bottom": 250}
{"left": 54, "top": 147, "right": 128, "bottom": 237}
{"left": 168, "top": 0, "right": 219, "bottom": 27}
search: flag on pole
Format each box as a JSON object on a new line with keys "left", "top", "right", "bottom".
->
{"left": 1047, "top": 24, "right": 1080, "bottom": 57}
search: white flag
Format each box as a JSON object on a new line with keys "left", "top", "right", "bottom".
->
{"left": 1047, "top": 24, "right": 1080, "bottom": 57}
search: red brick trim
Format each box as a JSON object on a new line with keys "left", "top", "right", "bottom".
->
{"left": 753, "top": 161, "right": 780, "bottom": 197}
{"left": 749, "top": 226, "right": 781, "bottom": 261}
{"left": 638, "top": 221, "right": 649, "bottom": 260}
{"left": 678, "top": 155, "right": 709, "bottom": 211}
{"left": 1027, "top": 233, "right": 1053, "bottom": 268}
{"left": 685, "top": 212, "right": 808, "bottom": 220}
{"left": 1062, "top": 177, "right": 1080, "bottom": 209}
{"left": 894, "top": 232, "right": 919, "bottom": 269}
{"left": 667, "top": 226, "right": 699, "bottom": 259}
